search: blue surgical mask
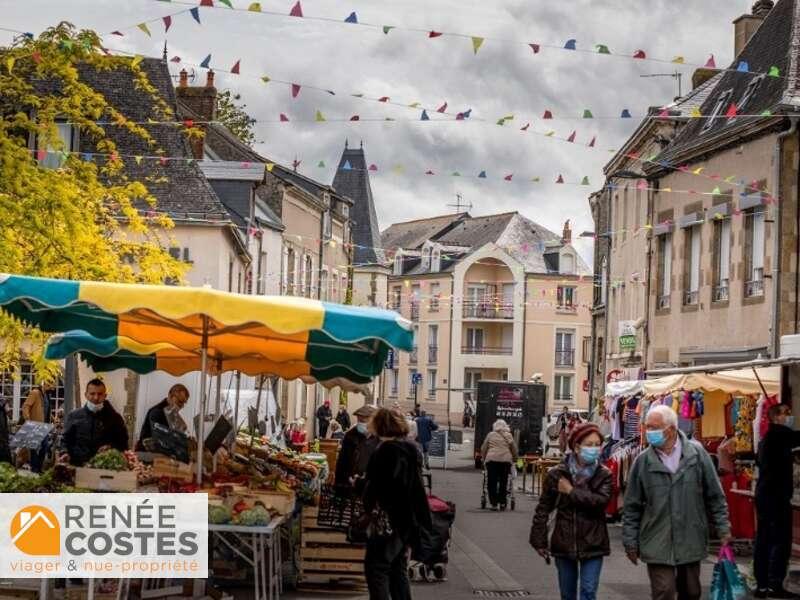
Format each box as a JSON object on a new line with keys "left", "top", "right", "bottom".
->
{"left": 646, "top": 428, "right": 666, "bottom": 448}
{"left": 356, "top": 423, "right": 367, "bottom": 434}
{"left": 784, "top": 416, "right": 795, "bottom": 429}
{"left": 86, "top": 401, "right": 103, "bottom": 413}
{"left": 579, "top": 446, "right": 601, "bottom": 464}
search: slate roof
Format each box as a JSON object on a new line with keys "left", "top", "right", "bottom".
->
{"left": 382, "top": 211, "right": 591, "bottom": 276}
{"left": 332, "top": 144, "right": 385, "bottom": 266}
{"left": 68, "top": 58, "right": 230, "bottom": 219}
{"left": 653, "top": 0, "right": 800, "bottom": 168}
{"left": 381, "top": 213, "right": 469, "bottom": 252}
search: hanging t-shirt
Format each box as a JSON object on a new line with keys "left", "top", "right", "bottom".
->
{"left": 700, "top": 390, "right": 728, "bottom": 438}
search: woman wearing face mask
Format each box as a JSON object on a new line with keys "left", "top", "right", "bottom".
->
{"left": 530, "top": 422, "right": 612, "bottom": 600}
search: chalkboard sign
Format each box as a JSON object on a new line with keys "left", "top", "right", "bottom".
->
{"left": 428, "top": 430, "right": 448, "bottom": 469}
{"left": 204, "top": 415, "right": 233, "bottom": 454}
{"left": 11, "top": 421, "right": 53, "bottom": 450}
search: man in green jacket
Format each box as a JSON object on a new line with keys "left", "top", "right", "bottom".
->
{"left": 622, "top": 405, "right": 730, "bottom": 600}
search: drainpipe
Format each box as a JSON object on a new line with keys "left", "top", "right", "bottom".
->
{"left": 446, "top": 275, "right": 454, "bottom": 428}
{"left": 521, "top": 272, "right": 528, "bottom": 380}
{"left": 643, "top": 179, "right": 657, "bottom": 373}
{"left": 770, "top": 117, "right": 798, "bottom": 358}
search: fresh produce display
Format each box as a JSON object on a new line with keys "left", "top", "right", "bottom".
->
{"left": 0, "top": 464, "right": 86, "bottom": 493}
{"left": 124, "top": 451, "right": 154, "bottom": 484}
{"left": 87, "top": 449, "right": 129, "bottom": 471}
{"left": 234, "top": 505, "right": 271, "bottom": 527}
{"left": 209, "top": 505, "right": 232, "bottom": 524}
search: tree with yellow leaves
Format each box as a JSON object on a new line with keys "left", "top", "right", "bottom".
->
{"left": 0, "top": 23, "right": 187, "bottom": 373}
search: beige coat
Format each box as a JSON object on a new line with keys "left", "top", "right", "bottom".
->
{"left": 21, "top": 388, "right": 46, "bottom": 422}
{"left": 481, "top": 431, "right": 518, "bottom": 463}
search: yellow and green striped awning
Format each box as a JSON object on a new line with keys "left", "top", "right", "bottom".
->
{"left": 1, "top": 273, "right": 413, "bottom": 384}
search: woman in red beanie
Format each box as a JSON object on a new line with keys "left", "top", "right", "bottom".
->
{"left": 529, "top": 422, "right": 612, "bottom": 600}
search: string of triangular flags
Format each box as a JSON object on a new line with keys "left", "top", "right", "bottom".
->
{"left": 124, "top": 0, "right": 788, "bottom": 84}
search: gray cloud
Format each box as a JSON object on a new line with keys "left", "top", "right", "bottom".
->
{"left": 3, "top": 0, "right": 754, "bottom": 263}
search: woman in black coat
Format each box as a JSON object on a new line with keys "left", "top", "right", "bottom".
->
{"left": 362, "top": 408, "right": 432, "bottom": 600}
{"left": 530, "top": 422, "right": 612, "bottom": 600}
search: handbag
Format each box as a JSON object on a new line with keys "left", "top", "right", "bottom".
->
{"left": 709, "top": 545, "right": 747, "bottom": 600}
{"left": 347, "top": 505, "right": 393, "bottom": 543}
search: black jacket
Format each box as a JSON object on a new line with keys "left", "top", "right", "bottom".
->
{"left": 60, "top": 403, "right": 129, "bottom": 466}
{"left": 335, "top": 426, "right": 377, "bottom": 487}
{"left": 756, "top": 424, "right": 800, "bottom": 507}
{"left": 136, "top": 399, "right": 169, "bottom": 450}
{"left": 530, "top": 460, "right": 612, "bottom": 560}
{"left": 316, "top": 404, "right": 332, "bottom": 424}
{"left": 336, "top": 410, "right": 351, "bottom": 431}
{"left": 363, "top": 439, "right": 432, "bottom": 545}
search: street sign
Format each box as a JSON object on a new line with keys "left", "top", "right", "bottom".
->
{"left": 385, "top": 348, "right": 395, "bottom": 369}
{"left": 411, "top": 372, "right": 423, "bottom": 385}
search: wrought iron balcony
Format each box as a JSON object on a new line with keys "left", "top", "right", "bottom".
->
{"left": 745, "top": 279, "right": 764, "bottom": 297}
{"left": 683, "top": 290, "right": 699, "bottom": 306}
{"left": 428, "top": 346, "right": 438, "bottom": 363}
{"left": 461, "top": 346, "right": 513, "bottom": 356}
{"left": 462, "top": 301, "right": 513, "bottom": 320}
{"left": 555, "top": 350, "right": 575, "bottom": 367}
{"left": 409, "top": 349, "right": 418, "bottom": 364}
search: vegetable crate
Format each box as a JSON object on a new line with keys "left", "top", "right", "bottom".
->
{"left": 152, "top": 456, "right": 194, "bottom": 482}
{"left": 317, "top": 440, "right": 340, "bottom": 484}
{"left": 298, "top": 506, "right": 366, "bottom": 593}
{"left": 75, "top": 467, "right": 138, "bottom": 492}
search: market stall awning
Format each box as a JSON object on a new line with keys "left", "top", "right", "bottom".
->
{"left": 0, "top": 273, "right": 414, "bottom": 384}
{"left": 643, "top": 366, "right": 781, "bottom": 397}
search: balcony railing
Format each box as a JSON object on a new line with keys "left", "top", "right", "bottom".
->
{"left": 746, "top": 279, "right": 764, "bottom": 298}
{"left": 410, "top": 303, "right": 420, "bottom": 321}
{"left": 461, "top": 346, "right": 513, "bottom": 355}
{"left": 428, "top": 346, "right": 438, "bottom": 363}
{"left": 657, "top": 294, "right": 670, "bottom": 309}
{"left": 683, "top": 290, "right": 699, "bottom": 306}
{"left": 555, "top": 350, "right": 575, "bottom": 367}
{"left": 391, "top": 299, "right": 401, "bottom": 311}
{"left": 409, "top": 349, "right": 418, "bottom": 364}
{"left": 556, "top": 303, "right": 578, "bottom": 313}
{"left": 713, "top": 285, "right": 729, "bottom": 302}
{"left": 554, "top": 395, "right": 574, "bottom": 403}
{"left": 462, "top": 301, "right": 513, "bottom": 320}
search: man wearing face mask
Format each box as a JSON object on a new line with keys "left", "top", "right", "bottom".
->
{"left": 136, "top": 384, "right": 190, "bottom": 451}
{"left": 335, "top": 404, "right": 377, "bottom": 491}
{"left": 623, "top": 405, "right": 730, "bottom": 600}
{"left": 59, "top": 379, "right": 129, "bottom": 467}
{"left": 753, "top": 404, "right": 800, "bottom": 599}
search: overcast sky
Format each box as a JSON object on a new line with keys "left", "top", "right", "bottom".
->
{"left": 2, "top": 0, "right": 755, "bottom": 261}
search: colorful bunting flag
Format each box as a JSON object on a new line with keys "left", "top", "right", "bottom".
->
{"left": 261, "top": 75, "right": 270, "bottom": 83}
{"left": 564, "top": 39, "right": 577, "bottom": 50}
{"left": 737, "top": 61, "right": 749, "bottom": 72}
{"left": 378, "top": 96, "right": 390, "bottom": 102}
{"left": 421, "top": 110, "right": 430, "bottom": 121}
{"left": 672, "top": 56, "right": 685, "bottom": 64}
{"left": 289, "top": 1, "right": 303, "bottom": 17}
{"left": 218, "top": 0, "right": 233, "bottom": 6}
{"left": 556, "top": 174, "right": 564, "bottom": 184}
{"left": 596, "top": 44, "right": 610, "bottom": 54}
{"left": 134, "top": 155, "right": 143, "bottom": 165}
{"left": 291, "top": 84, "right": 301, "bottom": 98}
{"left": 200, "top": 0, "right": 213, "bottom": 5}
{"left": 231, "top": 60, "right": 240, "bottom": 74}
{"left": 588, "top": 136, "right": 596, "bottom": 147}
{"left": 425, "top": 170, "right": 435, "bottom": 175}
{"left": 315, "top": 110, "right": 326, "bottom": 122}
{"left": 463, "top": 109, "right": 472, "bottom": 119}
{"left": 369, "top": 164, "right": 378, "bottom": 171}
{"left": 190, "top": 7, "right": 201, "bottom": 24}
{"left": 343, "top": 161, "right": 352, "bottom": 170}
{"left": 163, "top": 16, "right": 172, "bottom": 32}
{"left": 621, "top": 109, "right": 632, "bottom": 118}
{"left": 280, "top": 113, "right": 289, "bottom": 122}
{"left": 520, "top": 123, "right": 530, "bottom": 131}
{"left": 478, "top": 171, "right": 487, "bottom": 178}
{"left": 543, "top": 110, "right": 553, "bottom": 119}
{"left": 383, "top": 26, "right": 395, "bottom": 34}
{"left": 636, "top": 180, "right": 648, "bottom": 190}
{"left": 504, "top": 174, "right": 513, "bottom": 181}
{"left": 725, "top": 103, "right": 738, "bottom": 118}
{"left": 111, "top": 31, "right": 124, "bottom": 36}
{"left": 583, "top": 109, "right": 593, "bottom": 118}
{"left": 529, "top": 43, "right": 540, "bottom": 54}
{"left": 266, "top": 163, "right": 275, "bottom": 172}
{"left": 131, "top": 55, "right": 143, "bottom": 68}
{"left": 429, "top": 31, "right": 443, "bottom": 38}
{"left": 690, "top": 107, "right": 702, "bottom": 118}
{"left": 768, "top": 66, "right": 780, "bottom": 77}
{"left": 408, "top": 102, "right": 421, "bottom": 108}
{"left": 31, "top": 51, "right": 42, "bottom": 64}
{"left": 452, "top": 171, "right": 461, "bottom": 177}
{"left": 567, "top": 131, "right": 576, "bottom": 142}
{"left": 350, "top": 115, "right": 360, "bottom": 121}
{"left": 345, "top": 12, "right": 358, "bottom": 24}
{"left": 581, "top": 176, "right": 590, "bottom": 185}
{"left": 200, "top": 54, "right": 211, "bottom": 68}
{"left": 137, "top": 23, "right": 151, "bottom": 36}
{"left": 704, "top": 54, "right": 716, "bottom": 68}
{"left": 633, "top": 50, "right": 646, "bottom": 59}
{"left": 472, "top": 37, "right": 484, "bottom": 54}
{"left": 761, "top": 109, "right": 773, "bottom": 116}
{"left": 437, "top": 102, "right": 448, "bottom": 113}
{"left": 711, "top": 187, "right": 722, "bottom": 196}
{"left": 248, "top": 3, "right": 262, "bottom": 11}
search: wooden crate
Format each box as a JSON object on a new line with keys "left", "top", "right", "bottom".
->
{"left": 152, "top": 456, "right": 194, "bottom": 482}
{"left": 242, "top": 489, "right": 296, "bottom": 516}
{"left": 75, "top": 467, "right": 137, "bottom": 492}
{"left": 298, "top": 506, "right": 366, "bottom": 593}
{"left": 318, "top": 440, "right": 339, "bottom": 484}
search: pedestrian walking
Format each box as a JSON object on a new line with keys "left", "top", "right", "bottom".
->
{"left": 414, "top": 410, "right": 439, "bottom": 469}
{"left": 530, "top": 422, "right": 611, "bottom": 600}
{"left": 622, "top": 405, "right": 730, "bottom": 600}
{"left": 336, "top": 404, "right": 352, "bottom": 431}
{"left": 362, "top": 408, "right": 432, "bottom": 600}
{"left": 316, "top": 399, "right": 332, "bottom": 438}
{"left": 754, "top": 403, "right": 800, "bottom": 599}
{"left": 481, "top": 419, "right": 518, "bottom": 511}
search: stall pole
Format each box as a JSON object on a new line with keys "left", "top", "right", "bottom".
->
{"left": 196, "top": 316, "right": 209, "bottom": 484}
{"left": 250, "top": 375, "right": 265, "bottom": 450}
{"left": 215, "top": 373, "right": 222, "bottom": 417}
{"left": 233, "top": 370, "right": 241, "bottom": 435}
{"left": 752, "top": 366, "right": 770, "bottom": 398}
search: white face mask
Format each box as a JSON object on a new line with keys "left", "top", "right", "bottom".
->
{"left": 86, "top": 401, "right": 103, "bottom": 413}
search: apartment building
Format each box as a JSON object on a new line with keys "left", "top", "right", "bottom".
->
{"left": 382, "top": 212, "right": 592, "bottom": 424}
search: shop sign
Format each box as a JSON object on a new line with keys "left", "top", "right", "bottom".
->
{"left": 0, "top": 493, "right": 208, "bottom": 578}
{"left": 618, "top": 321, "right": 637, "bottom": 352}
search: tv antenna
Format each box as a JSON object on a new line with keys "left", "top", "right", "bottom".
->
{"left": 447, "top": 193, "right": 473, "bottom": 213}
{"left": 640, "top": 71, "right": 683, "bottom": 99}
{"left": 170, "top": 68, "right": 197, "bottom": 84}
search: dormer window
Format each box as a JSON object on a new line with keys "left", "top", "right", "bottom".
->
{"left": 702, "top": 89, "right": 733, "bottom": 133}
{"left": 561, "top": 252, "right": 575, "bottom": 275}
{"left": 393, "top": 252, "right": 403, "bottom": 276}
{"left": 729, "top": 75, "right": 764, "bottom": 124}
{"left": 422, "top": 247, "right": 433, "bottom": 271}
{"left": 431, "top": 249, "right": 441, "bottom": 273}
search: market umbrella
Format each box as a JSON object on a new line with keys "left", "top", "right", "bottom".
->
{"left": 0, "top": 273, "right": 414, "bottom": 480}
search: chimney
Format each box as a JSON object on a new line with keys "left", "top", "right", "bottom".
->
{"left": 733, "top": 0, "right": 772, "bottom": 56}
{"left": 562, "top": 219, "right": 572, "bottom": 244}
{"left": 175, "top": 69, "right": 218, "bottom": 159}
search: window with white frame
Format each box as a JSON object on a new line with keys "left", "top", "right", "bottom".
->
{"left": 465, "top": 328, "right": 484, "bottom": 352}
{"left": 745, "top": 208, "right": 766, "bottom": 297}
{"left": 320, "top": 269, "right": 328, "bottom": 301}
{"left": 683, "top": 225, "right": 701, "bottom": 306}
{"left": 408, "top": 368, "right": 419, "bottom": 398}
{"left": 429, "top": 282, "right": 440, "bottom": 311}
{"left": 393, "top": 252, "right": 403, "bottom": 276}
{"left": 561, "top": 253, "right": 575, "bottom": 275}
{"left": 555, "top": 330, "right": 575, "bottom": 367}
{"left": 557, "top": 286, "right": 576, "bottom": 309}
{"left": 657, "top": 234, "right": 672, "bottom": 308}
{"left": 304, "top": 255, "right": 313, "bottom": 298}
{"left": 38, "top": 120, "right": 78, "bottom": 169}
{"left": 391, "top": 285, "right": 402, "bottom": 310}
{"left": 600, "top": 257, "right": 608, "bottom": 306}
{"left": 713, "top": 218, "right": 731, "bottom": 302}
{"left": 428, "top": 324, "right": 438, "bottom": 363}
{"left": 286, "top": 247, "right": 296, "bottom": 295}
{"left": 554, "top": 374, "right": 574, "bottom": 403}
{"left": 390, "top": 368, "right": 399, "bottom": 396}
{"left": 323, "top": 211, "right": 332, "bottom": 240}
{"left": 427, "top": 369, "right": 437, "bottom": 398}
{"left": 431, "top": 249, "right": 441, "bottom": 272}
{"left": 257, "top": 251, "right": 268, "bottom": 294}
{"left": 702, "top": 89, "right": 733, "bottom": 133}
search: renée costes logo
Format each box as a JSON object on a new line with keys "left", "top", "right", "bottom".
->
{"left": 0, "top": 494, "right": 208, "bottom": 578}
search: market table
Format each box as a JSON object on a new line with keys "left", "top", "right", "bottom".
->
{"left": 209, "top": 516, "right": 285, "bottom": 600}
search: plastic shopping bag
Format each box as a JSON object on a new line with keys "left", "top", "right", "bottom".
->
{"left": 709, "top": 545, "right": 747, "bottom": 600}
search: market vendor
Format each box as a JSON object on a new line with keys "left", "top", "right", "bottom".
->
{"left": 136, "top": 383, "right": 189, "bottom": 450}
{"left": 59, "top": 378, "right": 129, "bottom": 467}
{"left": 335, "top": 403, "right": 377, "bottom": 491}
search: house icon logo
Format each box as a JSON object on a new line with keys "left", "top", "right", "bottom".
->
{"left": 10, "top": 506, "right": 60, "bottom": 556}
